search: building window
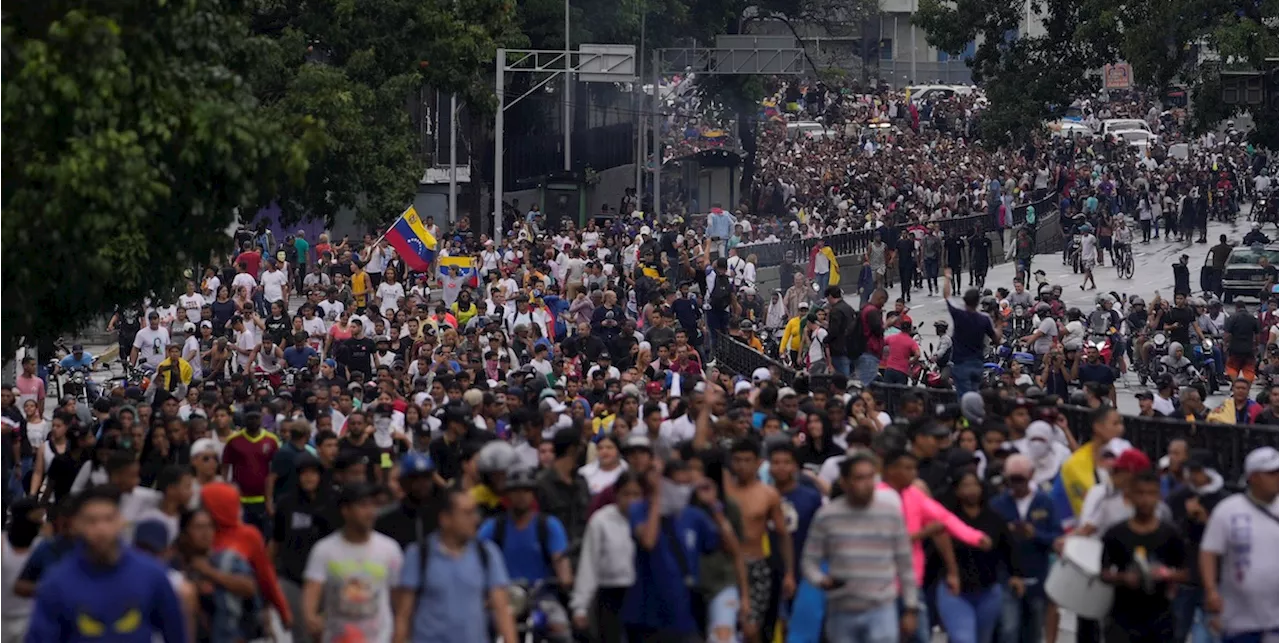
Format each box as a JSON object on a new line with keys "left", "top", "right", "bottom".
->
{"left": 880, "top": 39, "right": 893, "bottom": 60}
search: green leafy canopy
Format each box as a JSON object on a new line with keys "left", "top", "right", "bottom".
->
{"left": 2, "top": 0, "right": 321, "bottom": 353}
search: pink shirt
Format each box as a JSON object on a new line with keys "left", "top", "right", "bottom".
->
{"left": 880, "top": 332, "right": 919, "bottom": 373}
{"left": 14, "top": 374, "right": 44, "bottom": 408}
{"left": 878, "top": 482, "right": 987, "bottom": 582}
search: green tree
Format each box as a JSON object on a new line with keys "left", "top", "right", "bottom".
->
{"left": 915, "top": 0, "right": 1278, "bottom": 146}
{"left": 2, "top": 0, "right": 318, "bottom": 353}
{"left": 249, "top": 0, "right": 523, "bottom": 227}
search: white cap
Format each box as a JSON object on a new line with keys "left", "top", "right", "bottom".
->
{"left": 1244, "top": 447, "right": 1279, "bottom": 475}
{"left": 1102, "top": 437, "right": 1133, "bottom": 458}
{"left": 190, "top": 438, "right": 220, "bottom": 461}
{"left": 733, "top": 381, "right": 753, "bottom": 395}
{"left": 639, "top": 226, "right": 652, "bottom": 236}
{"left": 539, "top": 398, "right": 567, "bottom": 414}
{"left": 778, "top": 387, "right": 798, "bottom": 399}
{"left": 752, "top": 367, "right": 773, "bottom": 383}
{"left": 798, "top": 301, "right": 811, "bottom": 309}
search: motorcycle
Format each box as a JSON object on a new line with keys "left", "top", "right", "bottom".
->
{"left": 1137, "top": 331, "right": 1169, "bottom": 386}
{"left": 508, "top": 580, "right": 559, "bottom": 643}
{"left": 1190, "top": 337, "right": 1221, "bottom": 394}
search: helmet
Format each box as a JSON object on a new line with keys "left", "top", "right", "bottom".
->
{"left": 933, "top": 320, "right": 949, "bottom": 330}
{"left": 505, "top": 467, "right": 539, "bottom": 491}
{"left": 1129, "top": 296, "right": 1145, "bottom": 307}
{"left": 1034, "top": 302, "right": 1052, "bottom": 315}
{"left": 476, "top": 440, "right": 519, "bottom": 475}
{"left": 1067, "top": 307, "right": 1082, "bottom": 321}
{"left": 1190, "top": 297, "right": 1206, "bottom": 307}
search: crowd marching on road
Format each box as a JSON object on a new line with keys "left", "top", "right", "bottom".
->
{"left": 1, "top": 80, "right": 1277, "bottom": 643}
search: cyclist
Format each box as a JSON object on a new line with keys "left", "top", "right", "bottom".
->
{"left": 1112, "top": 215, "right": 1133, "bottom": 270}
{"left": 471, "top": 439, "right": 520, "bottom": 519}
{"left": 478, "top": 467, "right": 574, "bottom": 642}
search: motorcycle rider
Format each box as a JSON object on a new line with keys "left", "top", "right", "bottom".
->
{"left": 1125, "top": 298, "right": 1151, "bottom": 372}
{"left": 1087, "top": 295, "right": 1126, "bottom": 371}
{"left": 1161, "top": 342, "right": 1198, "bottom": 388}
{"left": 1022, "top": 302, "right": 1059, "bottom": 361}
{"left": 1243, "top": 222, "right": 1271, "bottom": 246}
{"left": 932, "top": 320, "right": 953, "bottom": 384}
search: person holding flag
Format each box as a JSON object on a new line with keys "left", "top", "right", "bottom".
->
{"left": 383, "top": 205, "right": 438, "bottom": 277}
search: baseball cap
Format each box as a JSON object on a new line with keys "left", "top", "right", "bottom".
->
{"left": 323, "top": 358, "right": 338, "bottom": 368}
{"left": 190, "top": 438, "right": 220, "bottom": 461}
{"left": 645, "top": 380, "right": 665, "bottom": 396}
{"left": 399, "top": 452, "right": 435, "bottom": 477}
{"left": 909, "top": 418, "right": 950, "bottom": 439}
{"left": 133, "top": 520, "right": 171, "bottom": 554}
{"left": 798, "top": 301, "right": 811, "bottom": 310}
{"left": 733, "top": 381, "right": 753, "bottom": 395}
{"left": 1113, "top": 449, "right": 1152, "bottom": 474}
{"left": 1244, "top": 447, "right": 1280, "bottom": 475}
{"left": 71, "top": 343, "right": 84, "bottom": 352}
{"left": 777, "top": 387, "right": 798, "bottom": 399}
{"left": 752, "top": 367, "right": 773, "bottom": 383}
{"left": 539, "top": 398, "right": 567, "bottom": 414}
{"left": 1134, "top": 390, "right": 1154, "bottom": 400}
{"left": 622, "top": 435, "right": 653, "bottom": 453}
{"left": 1184, "top": 449, "right": 1216, "bottom": 471}
{"left": 1101, "top": 438, "right": 1134, "bottom": 458}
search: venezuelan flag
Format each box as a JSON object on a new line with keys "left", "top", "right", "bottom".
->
{"left": 439, "top": 255, "right": 478, "bottom": 287}
{"left": 384, "top": 205, "right": 436, "bottom": 271}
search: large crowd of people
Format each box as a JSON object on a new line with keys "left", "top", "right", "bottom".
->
{"left": 2, "top": 79, "right": 1277, "bottom": 643}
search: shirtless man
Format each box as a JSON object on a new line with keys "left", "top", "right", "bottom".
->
{"left": 725, "top": 437, "right": 795, "bottom": 643}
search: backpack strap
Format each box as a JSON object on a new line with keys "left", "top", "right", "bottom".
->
{"left": 536, "top": 513, "right": 555, "bottom": 575}
{"left": 492, "top": 514, "right": 508, "bottom": 551}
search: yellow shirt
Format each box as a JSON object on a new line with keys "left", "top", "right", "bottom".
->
{"left": 781, "top": 316, "right": 803, "bottom": 352}
{"left": 352, "top": 271, "right": 371, "bottom": 308}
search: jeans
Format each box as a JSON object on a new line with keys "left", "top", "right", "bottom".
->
{"left": 896, "top": 595, "right": 931, "bottom": 643}
{"left": 855, "top": 353, "right": 880, "bottom": 386}
{"left": 952, "top": 359, "right": 983, "bottom": 398}
{"left": 1172, "top": 585, "right": 1218, "bottom": 643}
{"left": 825, "top": 602, "right": 898, "bottom": 643}
{"left": 706, "top": 587, "right": 739, "bottom": 643}
{"left": 999, "top": 590, "right": 1045, "bottom": 643}
{"left": 882, "top": 368, "right": 909, "bottom": 385}
{"left": 924, "top": 258, "right": 940, "bottom": 292}
{"left": 935, "top": 583, "right": 1003, "bottom": 643}
{"left": 816, "top": 271, "right": 831, "bottom": 290}
{"left": 241, "top": 502, "right": 271, "bottom": 541}
{"left": 280, "top": 578, "right": 314, "bottom": 643}
{"left": 832, "top": 355, "right": 852, "bottom": 377}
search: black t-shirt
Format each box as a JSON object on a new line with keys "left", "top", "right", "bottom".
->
{"left": 338, "top": 435, "right": 384, "bottom": 482}
{"left": 1223, "top": 311, "right": 1261, "bottom": 356}
{"left": 895, "top": 237, "right": 916, "bottom": 265}
{"left": 945, "top": 237, "right": 965, "bottom": 265}
{"left": 970, "top": 235, "right": 992, "bottom": 264}
{"left": 1101, "top": 520, "right": 1186, "bottom": 628}
{"left": 264, "top": 315, "right": 291, "bottom": 345}
{"left": 1162, "top": 306, "right": 1196, "bottom": 345}
{"left": 337, "top": 337, "right": 375, "bottom": 378}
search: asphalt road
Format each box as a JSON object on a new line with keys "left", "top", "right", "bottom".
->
{"left": 845, "top": 213, "right": 1277, "bottom": 415}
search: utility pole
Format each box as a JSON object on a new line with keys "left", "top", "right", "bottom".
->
{"left": 564, "top": 0, "right": 572, "bottom": 172}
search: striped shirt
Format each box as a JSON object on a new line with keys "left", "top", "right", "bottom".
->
{"left": 801, "top": 491, "right": 918, "bottom": 613}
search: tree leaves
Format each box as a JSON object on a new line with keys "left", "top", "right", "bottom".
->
{"left": 2, "top": 0, "right": 320, "bottom": 353}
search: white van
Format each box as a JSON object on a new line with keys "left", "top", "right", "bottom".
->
{"left": 1099, "top": 118, "right": 1152, "bottom": 136}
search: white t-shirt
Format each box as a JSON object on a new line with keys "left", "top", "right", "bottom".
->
{"left": 365, "top": 247, "right": 387, "bottom": 274}
{"left": 808, "top": 328, "right": 828, "bottom": 365}
{"left": 261, "top": 269, "right": 288, "bottom": 303}
{"left": 304, "top": 532, "right": 403, "bottom": 643}
{"left": 231, "top": 273, "right": 258, "bottom": 296}
{"left": 202, "top": 275, "right": 221, "bottom": 299}
{"left": 376, "top": 282, "right": 405, "bottom": 316}
{"left": 183, "top": 335, "right": 203, "bottom": 380}
{"left": 133, "top": 327, "right": 172, "bottom": 370}
{"left": 318, "top": 300, "right": 345, "bottom": 323}
{"left": 178, "top": 294, "right": 206, "bottom": 324}
{"left": 1199, "top": 493, "right": 1280, "bottom": 636}
{"left": 1032, "top": 317, "right": 1058, "bottom": 355}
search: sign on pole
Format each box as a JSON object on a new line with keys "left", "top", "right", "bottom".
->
{"left": 1102, "top": 63, "right": 1132, "bottom": 90}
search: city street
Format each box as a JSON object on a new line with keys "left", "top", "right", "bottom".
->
{"left": 846, "top": 215, "right": 1276, "bottom": 414}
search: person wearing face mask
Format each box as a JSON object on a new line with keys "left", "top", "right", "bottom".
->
{"left": 2, "top": 499, "right": 44, "bottom": 640}
{"left": 1013, "top": 421, "right": 1070, "bottom": 492}
{"left": 990, "top": 455, "right": 1061, "bottom": 643}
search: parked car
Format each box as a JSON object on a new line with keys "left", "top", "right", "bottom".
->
{"left": 1221, "top": 244, "right": 1279, "bottom": 302}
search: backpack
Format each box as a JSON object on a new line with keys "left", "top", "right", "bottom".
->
{"left": 491, "top": 512, "right": 556, "bottom": 577}
{"left": 416, "top": 528, "right": 492, "bottom": 602}
{"left": 847, "top": 305, "right": 868, "bottom": 357}
{"left": 709, "top": 273, "right": 733, "bottom": 310}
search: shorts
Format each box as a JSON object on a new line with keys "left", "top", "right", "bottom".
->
{"left": 1099, "top": 237, "right": 1113, "bottom": 250}
{"left": 1227, "top": 354, "right": 1257, "bottom": 381}
{"left": 1082, "top": 257, "right": 1097, "bottom": 272}
{"left": 746, "top": 559, "right": 773, "bottom": 626}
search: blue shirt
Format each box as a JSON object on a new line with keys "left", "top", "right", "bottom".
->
{"left": 26, "top": 545, "right": 186, "bottom": 643}
{"left": 779, "top": 485, "right": 824, "bottom": 567}
{"left": 622, "top": 502, "right": 720, "bottom": 633}
{"left": 1075, "top": 362, "right": 1115, "bottom": 389}
{"left": 477, "top": 514, "right": 568, "bottom": 583}
{"left": 947, "top": 298, "right": 996, "bottom": 363}
{"left": 398, "top": 535, "right": 509, "bottom": 643}
{"left": 706, "top": 211, "right": 735, "bottom": 239}
{"left": 59, "top": 354, "right": 94, "bottom": 370}
{"left": 282, "top": 346, "right": 318, "bottom": 369}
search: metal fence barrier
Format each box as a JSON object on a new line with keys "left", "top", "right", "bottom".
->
{"left": 740, "top": 194, "right": 1057, "bottom": 269}
{"left": 710, "top": 334, "right": 1278, "bottom": 484}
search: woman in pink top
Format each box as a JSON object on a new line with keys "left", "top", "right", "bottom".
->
{"left": 879, "top": 316, "right": 921, "bottom": 385}
{"left": 880, "top": 449, "right": 991, "bottom": 643}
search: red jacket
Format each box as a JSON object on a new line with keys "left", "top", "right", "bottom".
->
{"left": 202, "top": 482, "right": 292, "bottom": 626}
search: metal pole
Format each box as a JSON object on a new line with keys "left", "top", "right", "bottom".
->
{"left": 494, "top": 49, "right": 505, "bottom": 238}
{"left": 563, "top": 0, "right": 572, "bottom": 172}
{"left": 651, "top": 48, "right": 661, "bottom": 220}
{"left": 448, "top": 93, "right": 458, "bottom": 223}
{"left": 910, "top": 0, "right": 917, "bottom": 83}
{"left": 634, "top": 3, "right": 645, "bottom": 201}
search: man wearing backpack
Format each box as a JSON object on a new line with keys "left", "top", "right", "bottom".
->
{"left": 393, "top": 488, "right": 518, "bottom": 643}
{"left": 852, "top": 288, "right": 888, "bottom": 386}
{"left": 706, "top": 257, "right": 736, "bottom": 352}
{"left": 478, "top": 467, "right": 575, "bottom": 642}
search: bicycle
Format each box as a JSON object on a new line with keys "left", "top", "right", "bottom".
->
{"left": 1115, "top": 244, "right": 1134, "bottom": 279}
